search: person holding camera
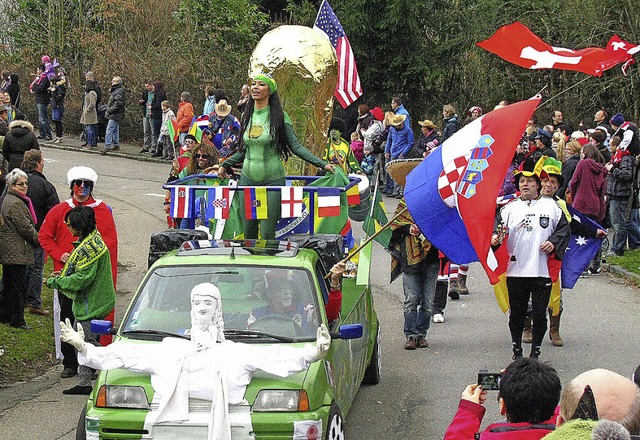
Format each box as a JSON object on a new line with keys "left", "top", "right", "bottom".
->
{"left": 444, "top": 357, "right": 561, "bottom": 439}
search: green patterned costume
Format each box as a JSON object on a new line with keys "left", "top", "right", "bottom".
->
{"left": 223, "top": 106, "right": 327, "bottom": 239}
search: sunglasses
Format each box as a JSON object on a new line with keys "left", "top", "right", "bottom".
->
{"left": 195, "top": 154, "right": 210, "bottom": 159}
{"left": 72, "top": 179, "right": 93, "bottom": 187}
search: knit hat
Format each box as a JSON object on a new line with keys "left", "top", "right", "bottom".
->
{"left": 610, "top": 113, "right": 625, "bottom": 127}
{"left": 371, "top": 106, "right": 384, "bottom": 121}
{"left": 253, "top": 73, "right": 277, "bottom": 93}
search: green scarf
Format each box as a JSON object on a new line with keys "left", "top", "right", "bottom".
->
{"left": 62, "top": 229, "right": 108, "bottom": 277}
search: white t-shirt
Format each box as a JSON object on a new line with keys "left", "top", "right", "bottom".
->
{"left": 500, "top": 196, "right": 564, "bottom": 277}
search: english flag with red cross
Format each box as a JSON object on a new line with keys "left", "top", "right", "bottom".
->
{"left": 477, "top": 22, "right": 639, "bottom": 76}
{"left": 280, "top": 186, "right": 304, "bottom": 218}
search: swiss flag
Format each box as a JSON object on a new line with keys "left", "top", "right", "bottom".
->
{"left": 477, "top": 22, "right": 638, "bottom": 77}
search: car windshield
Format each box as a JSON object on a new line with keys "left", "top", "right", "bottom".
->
{"left": 122, "top": 265, "right": 320, "bottom": 342}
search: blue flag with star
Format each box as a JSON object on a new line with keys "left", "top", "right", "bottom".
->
{"left": 561, "top": 204, "right": 604, "bottom": 289}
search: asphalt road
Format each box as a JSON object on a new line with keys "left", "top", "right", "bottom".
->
{"left": 0, "top": 147, "right": 638, "bottom": 439}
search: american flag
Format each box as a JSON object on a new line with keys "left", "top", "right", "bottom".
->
{"left": 313, "top": 0, "right": 362, "bottom": 108}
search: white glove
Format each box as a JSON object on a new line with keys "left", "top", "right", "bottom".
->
{"left": 305, "top": 324, "right": 331, "bottom": 363}
{"left": 60, "top": 318, "right": 88, "bottom": 354}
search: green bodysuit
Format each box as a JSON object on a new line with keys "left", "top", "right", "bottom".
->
{"left": 223, "top": 106, "right": 328, "bottom": 239}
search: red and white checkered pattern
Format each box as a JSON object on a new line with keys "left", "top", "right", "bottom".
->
{"left": 437, "top": 156, "right": 468, "bottom": 207}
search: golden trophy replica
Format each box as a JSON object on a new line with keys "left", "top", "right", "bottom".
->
{"left": 250, "top": 25, "right": 338, "bottom": 176}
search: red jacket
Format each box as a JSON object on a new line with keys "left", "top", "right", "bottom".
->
{"left": 39, "top": 197, "right": 118, "bottom": 289}
{"left": 444, "top": 400, "right": 555, "bottom": 440}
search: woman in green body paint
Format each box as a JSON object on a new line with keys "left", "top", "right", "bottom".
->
{"left": 220, "top": 74, "right": 335, "bottom": 239}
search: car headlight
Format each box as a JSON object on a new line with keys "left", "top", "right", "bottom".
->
{"left": 253, "top": 390, "right": 310, "bottom": 412}
{"left": 95, "top": 385, "right": 149, "bottom": 409}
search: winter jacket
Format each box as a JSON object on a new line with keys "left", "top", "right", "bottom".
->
{"left": 0, "top": 118, "right": 8, "bottom": 136}
{"left": 7, "top": 73, "right": 20, "bottom": 107}
{"left": 0, "top": 189, "right": 39, "bottom": 265}
{"left": 25, "top": 169, "right": 60, "bottom": 231}
{"left": 2, "top": 120, "right": 39, "bottom": 170}
{"left": 33, "top": 76, "right": 51, "bottom": 105}
{"left": 394, "top": 104, "right": 411, "bottom": 127}
{"left": 105, "top": 84, "right": 126, "bottom": 122}
{"left": 161, "top": 108, "right": 176, "bottom": 136}
{"left": 414, "top": 129, "right": 441, "bottom": 157}
{"left": 350, "top": 139, "right": 364, "bottom": 163}
{"left": 385, "top": 123, "right": 415, "bottom": 159}
{"left": 176, "top": 101, "right": 195, "bottom": 133}
{"left": 558, "top": 154, "right": 579, "bottom": 198}
{"left": 80, "top": 91, "right": 98, "bottom": 125}
{"left": 442, "top": 114, "right": 460, "bottom": 141}
{"left": 50, "top": 82, "right": 66, "bottom": 109}
{"left": 444, "top": 399, "right": 555, "bottom": 440}
{"left": 606, "top": 154, "right": 635, "bottom": 199}
{"left": 569, "top": 158, "right": 607, "bottom": 221}
{"left": 203, "top": 96, "right": 216, "bottom": 116}
{"left": 150, "top": 89, "right": 166, "bottom": 120}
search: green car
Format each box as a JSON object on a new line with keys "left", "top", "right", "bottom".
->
{"left": 78, "top": 236, "right": 380, "bottom": 439}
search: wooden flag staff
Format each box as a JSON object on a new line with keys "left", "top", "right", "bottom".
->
{"left": 324, "top": 206, "right": 408, "bottom": 279}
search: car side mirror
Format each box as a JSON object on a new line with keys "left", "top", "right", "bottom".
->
{"left": 90, "top": 319, "right": 117, "bottom": 335}
{"left": 332, "top": 324, "right": 363, "bottom": 340}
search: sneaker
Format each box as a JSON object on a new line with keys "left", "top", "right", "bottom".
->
{"left": 588, "top": 267, "right": 601, "bottom": 275}
{"left": 113, "top": 145, "right": 120, "bottom": 151}
{"left": 139, "top": 148, "right": 149, "bottom": 153}
{"left": 417, "top": 336, "right": 429, "bottom": 348}
{"left": 404, "top": 337, "right": 417, "bottom": 350}
{"left": 580, "top": 271, "right": 589, "bottom": 278}
{"left": 605, "top": 251, "right": 623, "bottom": 258}
{"left": 433, "top": 313, "right": 445, "bottom": 323}
{"left": 529, "top": 346, "right": 541, "bottom": 359}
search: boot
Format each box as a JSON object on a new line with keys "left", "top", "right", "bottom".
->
{"left": 448, "top": 278, "right": 460, "bottom": 300}
{"left": 522, "top": 316, "right": 532, "bottom": 343}
{"left": 548, "top": 310, "right": 564, "bottom": 347}
{"left": 530, "top": 345, "right": 541, "bottom": 359}
{"left": 458, "top": 274, "right": 469, "bottom": 295}
{"left": 512, "top": 344, "right": 523, "bottom": 360}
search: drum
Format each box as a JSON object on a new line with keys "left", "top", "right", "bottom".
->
{"left": 348, "top": 174, "right": 372, "bottom": 222}
{"left": 385, "top": 158, "right": 423, "bottom": 187}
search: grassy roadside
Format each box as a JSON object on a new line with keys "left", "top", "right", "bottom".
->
{"left": 0, "top": 261, "right": 58, "bottom": 387}
{"left": 605, "top": 249, "right": 640, "bottom": 277}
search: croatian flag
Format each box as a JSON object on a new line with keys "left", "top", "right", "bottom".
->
{"left": 317, "top": 187, "right": 341, "bottom": 217}
{"left": 281, "top": 186, "right": 304, "bottom": 218}
{"left": 478, "top": 22, "right": 639, "bottom": 77}
{"left": 206, "top": 187, "right": 231, "bottom": 220}
{"left": 244, "top": 187, "right": 268, "bottom": 220}
{"left": 169, "top": 186, "right": 193, "bottom": 219}
{"left": 314, "top": 0, "right": 362, "bottom": 108}
{"left": 405, "top": 97, "right": 540, "bottom": 284}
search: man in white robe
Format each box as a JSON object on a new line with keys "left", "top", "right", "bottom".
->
{"left": 61, "top": 282, "right": 331, "bottom": 440}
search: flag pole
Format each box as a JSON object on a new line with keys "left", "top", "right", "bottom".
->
{"left": 536, "top": 76, "right": 591, "bottom": 110}
{"left": 324, "top": 206, "right": 408, "bottom": 279}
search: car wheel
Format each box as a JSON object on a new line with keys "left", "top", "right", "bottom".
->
{"left": 325, "top": 403, "right": 345, "bottom": 440}
{"left": 362, "top": 324, "right": 381, "bottom": 385}
{"left": 75, "top": 405, "right": 87, "bottom": 440}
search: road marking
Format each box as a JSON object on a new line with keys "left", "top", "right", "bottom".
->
{"left": 145, "top": 193, "right": 167, "bottom": 197}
